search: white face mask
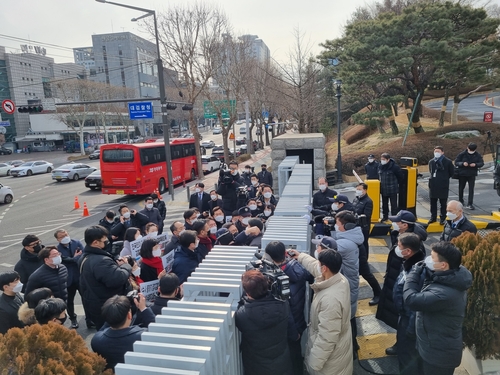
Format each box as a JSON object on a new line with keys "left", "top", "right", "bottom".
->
{"left": 264, "top": 210, "right": 272, "bottom": 216}
{"left": 425, "top": 255, "right": 436, "bottom": 271}
{"left": 331, "top": 203, "right": 339, "bottom": 211}
{"left": 319, "top": 184, "right": 327, "bottom": 191}
{"left": 195, "top": 240, "right": 200, "bottom": 248}
{"left": 195, "top": 213, "right": 201, "bottom": 218}
{"left": 136, "top": 235, "right": 143, "bottom": 241}
{"left": 107, "top": 219, "right": 115, "bottom": 224}
{"left": 368, "top": 158, "right": 374, "bottom": 163}
{"left": 231, "top": 170, "right": 238, "bottom": 176}
{"left": 314, "top": 250, "right": 319, "bottom": 259}
{"left": 468, "top": 150, "right": 475, "bottom": 154}
{"left": 210, "top": 226, "right": 217, "bottom": 234}
{"left": 12, "top": 282, "right": 23, "bottom": 293}
{"left": 149, "top": 231, "right": 158, "bottom": 237}
{"left": 395, "top": 246, "right": 404, "bottom": 258}
{"left": 380, "top": 159, "right": 388, "bottom": 165}
{"left": 249, "top": 204, "right": 258, "bottom": 210}
{"left": 434, "top": 152, "right": 442, "bottom": 159}
{"left": 334, "top": 224, "right": 340, "bottom": 232}
{"left": 355, "top": 190, "right": 363, "bottom": 197}
{"left": 392, "top": 222, "right": 400, "bottom": 231}
{"left": 245, "top": 169, "right": 251, "bottom": 173}
{"left": 242, "top": 217, "right": 250, "bottom": 225}
{"left": 195, "top": 188, "right": 201, "bottom": 193}
{"left": 123, "top": 212, "right": 131, "bottom": 219}
{"left": 132, "top": 268, "right": 141, "bottom": 277}
{"left": 153, "top": 199, "right": 159, "bottom": 203}
{"left": 60, "top": 236, "right": 71, "bottom": 245}
{"left": 146, "top": 203, "right": 153, "bottom": 209}
{"left": 316, "top": 264, "right": 323, "bottom": 275}
{"left": 446, "top": 212, "right": 457, "bottom": 221}
{"left": 252, "top": 180, "right": 259, "bottom": 186}
{"left": 211, "top": 194, "right": 218, "bottom": 201}
{"left": 152, "top": 248, "right": 162, "bottom": 257}
{"left": 263, "top": 192, "right": 272, "bottom": 199}
{"left": 214, "top": 215, "right": 224, "bottom": 223}
{"left": 52, "top": 256, "right": 62, "bottom": 265}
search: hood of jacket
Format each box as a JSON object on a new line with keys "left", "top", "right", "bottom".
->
{"left": 431, "top": 265, "right": 472, "bottom": 292}
{"left": 20, "top": 248, "right": 41, "bottom": 262}
{"left": 242, "top": 294, "right": 286, "bottom": 329}
{"left": 336, "top": 226, "right": 364, "bottom": 245}
{"left": 18, "top": 302, "right": 36, "bottom": 325}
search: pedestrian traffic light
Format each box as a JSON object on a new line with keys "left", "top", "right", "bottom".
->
{"left": 18, "top": 105, "right": 43, "bottom": 113}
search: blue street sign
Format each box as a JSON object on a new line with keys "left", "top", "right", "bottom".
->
{"left": 128, "top": 102, "right": 153, "bottom": 120}
{"left": 262, "top": 110, "right": 269, "bottom": 118}
{"left": 0, "top": 120, "right": 10, "bottom": 126}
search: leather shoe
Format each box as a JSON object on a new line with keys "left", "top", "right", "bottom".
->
{"left": 427, "top": 218, "right": 436, "bottom": 224}
{"left": 368, "top": 296, "right": 380, "bottom": 306}
{"left": 86, "top": 320, "right": 96, "bottom": 329}
{"left": 385, "top": 345, "right": 397, "bottom": 356}
{"left": 439, "top": 218, "right": 446, "bottom": 225}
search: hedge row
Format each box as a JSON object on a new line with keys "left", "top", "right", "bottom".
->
{"left": 343, "top": 124, "right": 372, "bottom": 145}
{"left": 339, "top": 122, "right": 499, "bottom": 176}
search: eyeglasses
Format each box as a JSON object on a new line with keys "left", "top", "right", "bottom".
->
{"left": 28, "top": 241, "right": 41, "bottom": 247}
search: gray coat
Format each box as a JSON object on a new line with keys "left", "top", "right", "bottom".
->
{"left": 404, "top": 265, "right": 472, "bottom": 368}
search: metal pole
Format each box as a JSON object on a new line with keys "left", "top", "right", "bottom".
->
{"left": 245, "top": 100, "right": 251, "bottom": 154}
{"left": 154, "top": 13, "right": 175, "bottom": 200}
{"left": 335, "top": 80, "right": 342, "bottom": 183}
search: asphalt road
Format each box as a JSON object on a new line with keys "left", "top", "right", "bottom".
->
{"left": 424, "top": 92, "right": 500, "bottom": 122}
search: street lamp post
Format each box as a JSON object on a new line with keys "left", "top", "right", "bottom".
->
{"left": 335, "top": 80, "right": 342, "bottom": 183}
{"left": 96, "top": 0, "right": 175, "bottom": 199}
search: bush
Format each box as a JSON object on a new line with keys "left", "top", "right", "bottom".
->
{"left": 237, "top": 154, "right": 252, "bottom": 164}
{"left": 343, "top": 124, "right": 372, "bottom": 145}
{"left": 0, "top": 323, "right": 113, "bottom": 375}
{"left": 339, "top": 122, "right": 499, "bottom": 176}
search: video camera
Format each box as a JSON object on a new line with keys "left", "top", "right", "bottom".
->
{"left": 219, "top": 162, "right": 234, "bottom": 185}
{"left": 246, "top": 252, "right": 290, "bottom": 301}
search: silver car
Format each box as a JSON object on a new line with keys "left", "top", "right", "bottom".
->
{"left": 52, "top": 163, "right": 96, "bottom": 182}
{"left": 10, "top": 161, "right": 54, "bottom": 177}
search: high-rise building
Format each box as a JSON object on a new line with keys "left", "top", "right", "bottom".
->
{"left": 239, "top": 35, "right": 270, "bottom": 65}
{"left": 73, "top": 46, "right": 96, "bottom": 77}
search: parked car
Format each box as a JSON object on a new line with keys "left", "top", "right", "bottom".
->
{"left": 240, "top": 140, "right": 260, "bottom": 153}
{"left": 0, "top": 163, "right": 11, "bottom": 176}
{"left": 211, "top": 149, "right": 234, "bottom": 162}
{"left": 84, "top": 170, "right": 102, "bottom": 190}
{"left": 52, "top": 163, "right": 96, "bottom": 182}
{"left": 89, "top": 149, "right": 100, "bottom": 160}
{"left": 235, "top": 137, "right": 246, "bottom": 146}
{"left": 201, "top": 140, "right": 215, "bottom": 148}
{"left": 0, "top": 183, "right": 13, "bottom": 204}
{"left": 10, "top": 161, "right": 53, "bottom": 177}
{"left": 201, "top": 155, "right": 221, "bottom": 173}
{"left": 0, "top": 147, "right": 12, "bottom": 155}
{"left": 6, "top": 160, "right": 24, "bottom": 167}
{"left": 239, "top": 126, "right": 247, "bottom": 135}
{"left": 212, "top": 126, "right": 222, "bottom": 135}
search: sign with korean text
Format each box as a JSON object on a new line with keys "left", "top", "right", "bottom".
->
{"left": 128, "top": 101, "right": 153, "bottom": 120}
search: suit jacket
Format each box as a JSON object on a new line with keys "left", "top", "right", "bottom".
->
{"left": 189, "top": 192, "right": 211, "bottom": 213}
{"left": 257, "top": 170, "right": 273, "bottom": 187}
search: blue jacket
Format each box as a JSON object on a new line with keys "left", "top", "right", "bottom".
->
{"left": 281, "top": 259, "right": 314, "bottom": 334}
{"left": 58, "top": 239, "right": 84, "bottom": 287}
{"left": 171, "top": 246, "right": 202, "bottom": 284}
{"left": 91, "top": 307, "right": 156, "bottom": 370}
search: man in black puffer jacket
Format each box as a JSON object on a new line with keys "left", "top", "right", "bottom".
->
{"left": 265, "top": 241, "right": 314, "bottom": 375}
{"left": 404, "top": 241, "right": 472, "bottom": 375}
{"left": 14, "top": 235, "right": 44, "bottom": 293}
{"left": 454, "top": 142, "right": 484, "bottom": 210}
{"left": 216, "top": 160, "right": 244, "bottom": 216}
{"left": 235, "top": 270, "right": 296, "bottom": 375}
{"left": 79, "top": 226, "right": 132, "bottom": 330}
{"left": 25, "top": 247, "right": 68, "bottom": 302}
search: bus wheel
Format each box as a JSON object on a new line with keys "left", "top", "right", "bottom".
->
{"left": 190, "top": 168, "right": 196, "bottom": 181}
{"left": 159, "top": 178, "right": 166, "bottom": 194}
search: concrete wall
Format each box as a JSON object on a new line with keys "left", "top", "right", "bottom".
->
{"left": 271, "top": 133, "right": 325, "bottom": 190}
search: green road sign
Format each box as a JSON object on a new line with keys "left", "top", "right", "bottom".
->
{"left": 203, "top": 100, "right": 236, "bottom": 119}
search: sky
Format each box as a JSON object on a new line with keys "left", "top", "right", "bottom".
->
{"left": 0, "top": 0, "right": 369, "bottom": 66}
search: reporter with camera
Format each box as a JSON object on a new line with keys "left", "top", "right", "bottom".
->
{"left": 91, "top": 293, "right": 155, "bottom": 371}
{"left": 216, "top": 160, "right": 244, "bottom": 216}
{"left": 265, "top": 241, "right": 314, "bottom": 375}
{"left": 235, "top": 270, "right": 294, "bottom": 375}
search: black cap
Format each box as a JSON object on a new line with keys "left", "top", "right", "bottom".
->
{"left": 238, "top": 206, "right": 252, "bottom": 217}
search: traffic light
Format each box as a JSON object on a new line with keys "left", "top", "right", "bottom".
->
{"left": 182, "top": 104, "right": 193, "bottom": 111}
{"left": 18, "top": 105, "right": 43, "bottom": 113}
{"left": 166, "top": 103, "right": 177, "bottom": 110}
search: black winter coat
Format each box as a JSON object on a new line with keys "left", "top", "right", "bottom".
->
{"left": 14, "top": 249, "right": 44, "bottom": 293}
{"left": 312, "top": 187, "right": 337, "bottom": 211}
{"left": 153, "top": 200, "right": 167, "bottom": 220}
{"left": 352, "top": 194, "right": 373, "bottom": 223}
{"left": 25, "top": 264, "right": 68, "bottom": 302}
{"left": 139, "top": 207, "right": 163, "bottom": 229}
{"left": 428, "top": 156, "right": 455, "bottom": 199}
{"left": 110, "top": 212, "right": 150, "bottom": 240}
{"left": 208, "top": 198, "right": 224, "bottom": 214}
{"left": 79, "top": 245, "right": 132, "bottom": 324}
{"left": 440, "top": 215, "right": 477, "bottom": 242}
{"left": 454, "top": 149, "right": 484, "bottom": 177}
{"left": 365, "top": 160, "right": 380, "bottom": 180}
{"left": 216, "top": 173, "right": 244, "bottom": 215}
{"left": 282, "top": 259, "right": 314, "bottom": 335}
{"left": 164, "top": 235, "right": 180, "bottom": 254}
{"left": 378, "top": 159, "right": 403, "bottom": 196}
{"left": 376, "top": 223, "right": 428, "bottom": 329}
{"left": 171, "top": 246, "right": 202, "bottom": 284}
{"left": 404, "top": 265, "right": 472, "bottom": 368}
{"left": 235, "top": 294, "right": 292, "bottom": 375}
{"left": 0, "top": 293, "right": 24, "bottom": 334}
{"left": 257, "top": 170, "right": 273, "bottom": 187}
{"left": 189, "top": 192, "right": 211, "bottom": 213}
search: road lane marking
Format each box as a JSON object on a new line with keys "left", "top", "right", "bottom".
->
{"left": 46, "top": 218, "right": 81, "bottom": 223}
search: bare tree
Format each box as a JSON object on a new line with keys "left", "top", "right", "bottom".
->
{"left": 153, "top": 2, "right": 231, "bottom": 179}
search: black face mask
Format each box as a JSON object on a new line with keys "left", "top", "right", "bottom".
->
{"left": 56, "top": 314, "right": 67, "bottom": 325}
{"left": 261, "top": 168, "right": 267, "bottom": 172}
{"left": 33, "top": 244, "right": 42, "bottom": 253}
{"left": 103, "top": 240, "right": 110, "bottom": 247}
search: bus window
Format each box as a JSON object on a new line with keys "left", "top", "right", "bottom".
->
{"left": 102, "top": 149, "right": 134, "bottom": 162}
{"left": 140, "top": 147, "right": 166, "bottom": 166}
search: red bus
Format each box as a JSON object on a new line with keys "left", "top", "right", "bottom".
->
{"left": 100, "top": 138, "right": 198, "bottom": 195}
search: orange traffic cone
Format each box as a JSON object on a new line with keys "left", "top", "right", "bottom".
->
{"left": 155, "top": 188, "right": 162, "bottom": 200}
{"left": 492, "top": 98, "right": 495, "bottom": 107}
{"left": 74, "top": 196, "right": 80, "bottom": 210}
{"left": 82, "top": 202, "right": 90, "bottom": 217}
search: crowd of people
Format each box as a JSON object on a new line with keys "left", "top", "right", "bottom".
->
{"left": 0, "top": 154, "right": 480, "bottom": 374}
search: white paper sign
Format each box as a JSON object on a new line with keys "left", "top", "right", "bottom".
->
{"left": 130, "top": 237, "right": 145, "bottom": 260}
{"left": 140, "top": 279, "right": 159, "bottom": 302}
{"left": 162, "top": 251, "right": 175, "bottom": 273}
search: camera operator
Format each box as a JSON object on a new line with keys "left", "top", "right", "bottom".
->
{"left": 91, "top": 293, "right": 155, "bottom": 371}
{"left": 216, "top": 160, "right": 244, "bottom": 216}
{"left": 315, "top": 195, "right": 354, "bottom": 236}
{"left": 235, "top": 270, "right": 295, "bottom": 375}
{"left": 265, "top": 241, "right": 314, "bottom": 375}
